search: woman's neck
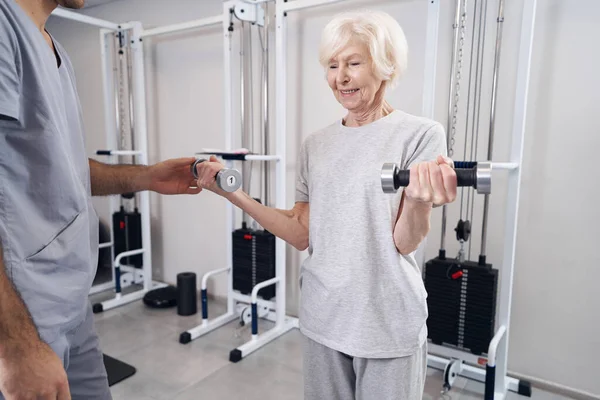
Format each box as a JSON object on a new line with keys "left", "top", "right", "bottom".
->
{"left": 343, "top": 101, "right": 394, "bottom": 127}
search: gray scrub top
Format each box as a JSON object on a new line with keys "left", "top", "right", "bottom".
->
{"left": 0, "top": 0, "right": 98, "bottom": 345}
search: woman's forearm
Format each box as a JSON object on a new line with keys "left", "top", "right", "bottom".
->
{"left": 393, "top": 196, "right": 432, "bottom": 255}
{"left": 226, "top": 191, "right": 309, "bottom": 251}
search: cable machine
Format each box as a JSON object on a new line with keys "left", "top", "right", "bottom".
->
{"left": 381, "top": 1, "right": 537, "bottom": 398}
{"left": 180, "top": 0, "right": 299, "bottom": 363}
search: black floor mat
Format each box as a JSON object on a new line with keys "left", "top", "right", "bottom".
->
{"left": 103, "top": 354, "right": 136, "bottom": 386}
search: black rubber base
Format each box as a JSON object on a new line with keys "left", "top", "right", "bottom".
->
{"left": 229, "top": 349, "right": 242, "bottom": 363}
{"left": 103, "top": 354, "right": 136, "bottom": 386}
{"left": 143, "top": 285, "right": 178, "bottom": 309}
{"left": 518, "top": 380, "right": 532, "bottom": 397}
{"left": 179, "top": 332, "right": 192, "bottom": 344}
{"left": 92, "top": 303, "right": 104, "bottom": 314}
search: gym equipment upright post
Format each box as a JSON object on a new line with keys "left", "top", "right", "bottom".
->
{"left": 174, "top": 1, "right": 299, "bottom": 364}
{"left": 91, "top": 22, "right": 168, "bottom": 312}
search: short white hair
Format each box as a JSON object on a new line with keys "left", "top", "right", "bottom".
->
{"left": 319, "top": 9, "right": 408, "bottom": 89}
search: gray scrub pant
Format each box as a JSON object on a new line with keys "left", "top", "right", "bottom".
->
{"left": 302, "top": 335, "right": 427, "bottom": 400}
{"left": 0, "top": 303, "right": 112, "bottom": 400}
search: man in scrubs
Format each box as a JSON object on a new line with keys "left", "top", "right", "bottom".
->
{"left": 0, "top": 0, "right": 203, "bottom": 398}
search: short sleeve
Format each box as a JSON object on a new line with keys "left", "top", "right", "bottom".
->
{"left": 295, "top": 138, "right": 310, "bottom": 203}
{"left": 404, "top": 123, "right": 447, "bottom": 169}
{"left": 0, "top": 16, "right": 21, "bottom": 122}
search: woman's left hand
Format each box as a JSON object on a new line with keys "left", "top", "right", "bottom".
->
{"left": 404, "top": 155, "right": 457, "bottom": 207}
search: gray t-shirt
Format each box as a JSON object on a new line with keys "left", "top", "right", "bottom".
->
{"left": 296, "top": 109, "right": 447, "bottom": 358}
{"left": 0, "top": 0, "right": 98, "bottom": 345}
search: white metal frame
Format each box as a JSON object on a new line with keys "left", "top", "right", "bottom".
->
{"left": 422, "top": 1, "right": 536, "bottom": 399}
{"left": 50, "top": 10, "right": 166, "bottom": 310}
{"left": 177, "top": 1, "right": 299, "bottom": 362}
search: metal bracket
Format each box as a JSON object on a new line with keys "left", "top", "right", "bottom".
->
{"left": 119, "top": 269, "right": 144, "bottom": 287}
{"left": 233, "top": 0, "right": 266, "bottom": 26}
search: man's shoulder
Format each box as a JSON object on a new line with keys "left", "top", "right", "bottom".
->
{"left": 0, "top": 1, "right": 19, "bottom": 48}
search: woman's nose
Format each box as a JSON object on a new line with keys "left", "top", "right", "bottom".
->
{"left": 336, "top": 67, "right": 350, "bottom": 86}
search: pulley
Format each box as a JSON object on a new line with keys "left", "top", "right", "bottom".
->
{"left": 455, "top": 219, "right": 471, "bottom": 242}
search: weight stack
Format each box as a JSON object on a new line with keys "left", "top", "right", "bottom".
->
{"left": 112, "top": 207, "right": 143, "bottom": 267}
{"left": 232, "top": 228, "right": 276, "bottom": 300}
{"left": 424, "top": 257, "right": 498, "bottom": 355}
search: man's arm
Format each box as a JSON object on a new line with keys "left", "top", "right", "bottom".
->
{"left": 0, "top": 245, "right": 40, "bottom": 356}
{"left": 89, "top": 157, "right": 202, "bottom": 197}
{"left": 0, "top": 242, "right": 71, "bottom": 399}
{"left": 89, "top": 159, "right": 151, "bottom": 196}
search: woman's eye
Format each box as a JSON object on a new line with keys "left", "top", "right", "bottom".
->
{"left": 350, "top": 62, "right": 360, "bottom": 66}
{"left": 329, "top": 65, "right": 338, "bottom": 69}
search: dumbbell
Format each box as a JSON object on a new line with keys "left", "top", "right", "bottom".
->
{"left": 191, "top": 158, "right": 242, "bottom": 193}
{"left": 380, "top": 161, "right": 492, "bottom": 194}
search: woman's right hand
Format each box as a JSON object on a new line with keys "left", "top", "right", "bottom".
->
{"left": 194, "top": 155, "right": 235, "bottom": 198}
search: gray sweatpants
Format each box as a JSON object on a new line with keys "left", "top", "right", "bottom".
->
{"left": 0, "top": 303, "right": 111, "bottom": 400}
{"left": 303, "top": 335, "right": 427, "bottom": 400}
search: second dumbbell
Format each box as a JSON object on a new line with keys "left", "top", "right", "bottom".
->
{"left": 380, "top": 162, "right": 491, "bottom": 194}
{"left": 191, "top": 158, "right": 242, "bottom": 193}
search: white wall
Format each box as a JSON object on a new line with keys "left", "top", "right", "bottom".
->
{"left": 47, "top": 0, "right": 600, "bottom": 396}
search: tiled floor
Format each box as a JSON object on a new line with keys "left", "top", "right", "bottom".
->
{"left": 90, "top": 290, "right": 571, "bottom": 400}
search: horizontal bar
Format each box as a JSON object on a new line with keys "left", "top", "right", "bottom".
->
{"left": 245, "top": 155, "right": 281, "bottom": 161}
{"left": 96, "top": 150, "right": 143, "bottom": 156}
{"left": 99, "top": 290, "right": 144, "bottom": 311}
{"left": 235, "top": 318, "right": 298, "bottom": 358}
{"left": 282, "top": 0, "right": 344, "bottom": 12}
{"left": 141, "top": 15, "right": 222, "bottom": 38}
{"left": 185, "top": 312, "right": 238, "bottom": 340}
{"left": 98, "top": 242, "right": 112, "bottom": 249}
{"left": 492, "top": 162, "right": 519, "bottom": 170}
{"left": 428, "top": 354, "right": 521, "bottom": 395}
{"left": 98, "top": 281, "right": 167, "bottom": 311}
{"left": 232, "top": 291, "right": 276, "bottom": 310}
{"left": 119, "top": 22, "right": 135, "bottom": 30}
{"left": 89, "top": 281, "right": 115, "bottom": 295}
{"left": 51, "top": 8, "right": 120, "bottom": 30}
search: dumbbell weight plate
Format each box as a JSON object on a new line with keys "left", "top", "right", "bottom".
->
{"left": 216, "top": 169, "right": 242, "bottom": 193}
{"left": 381, "top": 163, "right": 398, "bottom": 193}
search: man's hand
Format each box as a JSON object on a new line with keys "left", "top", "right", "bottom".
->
{"left": 148, "top": 157, "right": 203, "bottom": 196}
{"left": 0, "top": 340, "right": 71, "bottom": 400}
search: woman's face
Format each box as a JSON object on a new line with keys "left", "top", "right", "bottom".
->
{"left": 326, "top": 40, "right": 385, "bottom": 114}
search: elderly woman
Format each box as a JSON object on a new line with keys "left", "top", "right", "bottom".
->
{"left": 197, "top": 9, "right": 457, "bottom": 399}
